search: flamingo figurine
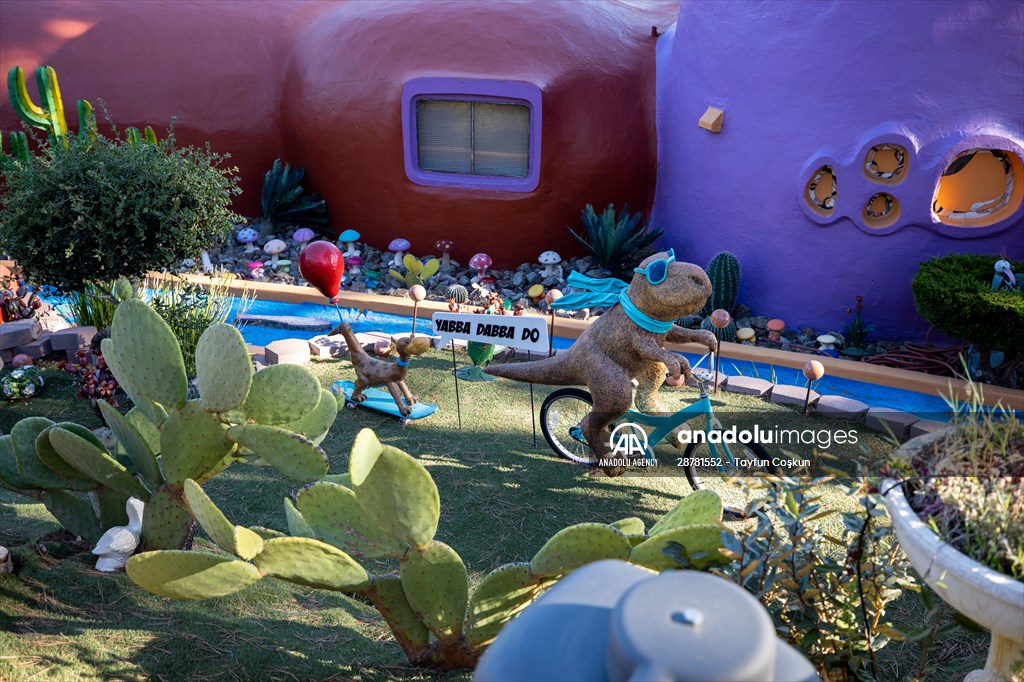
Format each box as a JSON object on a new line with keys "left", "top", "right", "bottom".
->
{"left": 92, "top": 497, "right": 145, "bottom": 572}
{"left": 993, "top": 259, "right": 1017, "bottom": 291}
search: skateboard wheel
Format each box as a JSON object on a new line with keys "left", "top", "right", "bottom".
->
{"left": 398, "top": 418, "right": 409, "bottom": 426}
{"left": 346, "top": 401, "right": 357, "bottom": 410}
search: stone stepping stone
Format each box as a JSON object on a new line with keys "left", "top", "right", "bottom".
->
{"left": 264, "top": 338, "right": 311, "bottom": 365}
{"left": 909, "top": 419, "right": 949, "bottom": 439}
{"left": 0, "top": 318, "right": 41, "bottom": 350}
{"left": 724, "top": 375, "right": 773, "bottom": 397}
{"left": 309, "top": 334, "right": 348, "bottom": 359}
{"left": 865, "top": 408, "right": 920, "bottom": 440}
{"left": 236, "top": 313, "right": 331, "bottom": 332}
{"left": 692, "top": 368, "right": 729, "bottom": 390}
{"left": 815, "top": 394, "right": 869, "bottom": 420}
{"left": 14, "top": 331, "right": 53, "bottom": 360}
{"left": 770, "top": 383, "right": 819, "bottom": 407}
{"left": 49, "top": 325, "right": 96, "bottom": 351}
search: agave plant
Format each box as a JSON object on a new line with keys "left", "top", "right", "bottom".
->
{"left": 258, "top": 159, "right": 329, "bottom": 237}
{"left": 567, "top": 203, "right": 664, "bottom": 278}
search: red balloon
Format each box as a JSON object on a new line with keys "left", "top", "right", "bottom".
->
{"left": 299, "top": 241, "right": 346, "bottom": 301}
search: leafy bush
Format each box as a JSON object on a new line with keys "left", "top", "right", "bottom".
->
{"left": 567, "top": 203, "right": 663, "bottom": 278}
{"left": 0, "top": 127, "right": 240, "bottom": 291}
{"left": 257, "top": 159, "right": 329, "bottom": 237}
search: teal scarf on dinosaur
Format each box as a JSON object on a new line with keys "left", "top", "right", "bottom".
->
{"left": 550, "top": 271, "right": 674, "bottom": 334}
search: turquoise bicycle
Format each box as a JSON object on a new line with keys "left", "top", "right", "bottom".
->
{"left": 540, "top": 351, "right": 778, "bottom": 516}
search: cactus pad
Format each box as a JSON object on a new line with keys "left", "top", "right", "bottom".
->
{"left": 226, "top": 425, "right": 328, "bottom": 483}
{"left": 250, "top": 526, "right": 286, "bottom": 540}
{"left": 464, "top": 562, "right": 542, "bottom": 648}
{"left": 400, "top": 541, "right": 468, "bottom": 641}
{"left": 320, "top": 473, "right": 352, "bottom": 487}
{"left": 183, "top": 479, "right": 263, "bottom": 560}
{"left": 97, "top": 486, "right": 132, "bottom": 528}
{"left": 349, "top": 428, "right": 383, "bottom": 485}
{"left": 125, "top": 408, "right": 162, "bottom": 453}
{"left": 0, "top": 435, "right": 36, "bottom": 490}
{"left": 101, "top": 338, "right": 163, "bottom": 425}
{"left": 40, "top": 490, "right": 102, "bottom": 542}
{"left": 195, "top": 324, "right": 253, "bottom": 413}
{"left": 160, "top": 403, "right": 232, "bottom": 484}
{"left": 141, "top": 487, "right": 195, "bottom": 550}
{"left": 99, "top": 402, "right": 162, "bottom": 485}
{"left": 296, "top": 482, "right": 405, "bottom": 559}
{"left": 110, "top": 299, "right": 188, "bottom": 409}
{"left": 607, "top": 517, "right": 646, "bottom": 535}
{"left": 529, "top": 523, "right": 631, "bottom": 577}
{"left": 367, "top": 577, "right": 430, "bottom": 653}
{"left": 10, "top": 417, "right": 71, "bottom": 490}
{"left": 350, "top": 436, "right": 439, "bottom": 549}
{"left": 284, "top": 497, "right": 315, "bottom": 538}
{"left": 47, "top": 427, "right": 150, "bottom": 500}
{"left": 629, "top": 524, "right": 726, "bottom": 570}
{"left": 648, "top": 489, "right": 722, "bottom": 536}
{"left": 127, "top": 550, "right": 263, "bottom": 599}
{"left": 252, "top": 537, "right": 370, "bottom": 592}
{"left": 241, "top": 364, "right": 321, "bottom": 425}
{"left": 279, "top": 389, "right": 339, "bottom": 446}
{"left": 33, "top": 426, "right": 95, "bottom": 483}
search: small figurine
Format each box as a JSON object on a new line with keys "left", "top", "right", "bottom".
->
{"left": 993, "top": 259, "right": 1017, "bottom": 291}
{"left": 337, "top": 323, "right": 431, "bottom": 416}
{"left": 514, "top": 303, "right": 525, "bottom": 316}
{"left": 92, "top": 497, "right": 145, "bottom": 572}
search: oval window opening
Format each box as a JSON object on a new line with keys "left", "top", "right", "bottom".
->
{"left": 805, "top": 165, "right": 837, "bottom": 216}
{"left": 932, "top": 149, "right": 1023, "bottom": 228}
{"left": 862, "top": 192, "right": 900, "bottom": 229}
{"left": 863, "top": 143, "right": 907, "bottom": 184}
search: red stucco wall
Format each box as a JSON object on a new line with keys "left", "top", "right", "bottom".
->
{"left": 2, "top": 0, "right": 677, "bottom": 266}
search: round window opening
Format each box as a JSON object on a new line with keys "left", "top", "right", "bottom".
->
{"left": 862, "top": 192, "right": 900, "bottom": 229}
{"left": 804, "top": 165, "right": 837, "bottom": 216}
{"left": 863, "top": 143, "right": 907, "bottom": 184}
{"left": 932, "top": 148, "right": 1023, "bottom": 228}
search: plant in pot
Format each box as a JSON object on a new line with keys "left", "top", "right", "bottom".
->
{"left": 882, "top": 376, "right": 1023, "bottom": 681}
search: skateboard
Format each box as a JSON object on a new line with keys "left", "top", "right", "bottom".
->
{"left": 331, "top": 380, "right": 438, "bottom": 425}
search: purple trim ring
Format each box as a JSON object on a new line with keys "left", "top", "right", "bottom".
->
{"left": 402, "top": 77, "right": 542, "bottom": 192}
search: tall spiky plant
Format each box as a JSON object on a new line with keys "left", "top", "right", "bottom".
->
{"left": 567, "top": 203, "right": 664, "bottom": 278}
{"left": 257, "top": 159, "right": 329, "bottom": 237}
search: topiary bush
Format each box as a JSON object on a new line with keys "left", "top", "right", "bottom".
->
{"left": 0, "top": 127, "right": 240, "bottom": 291}
{"left": 912, "top": 253, "right": 1024, "bottom": 385}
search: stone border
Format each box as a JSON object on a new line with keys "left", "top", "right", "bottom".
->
{"left": 157, "top": 272, "right": 1021, "bottom": 409}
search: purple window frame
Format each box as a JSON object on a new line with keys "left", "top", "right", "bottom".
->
{"left": 402, "top": 77, "right": 541, "bottom": 192}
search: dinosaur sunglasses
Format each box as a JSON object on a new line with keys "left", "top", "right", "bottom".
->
{"left": 633, "top": 249, "right": 675, "bottom": 285}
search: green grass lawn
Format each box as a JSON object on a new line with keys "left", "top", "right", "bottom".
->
{"left": 0, "top": 354, "right": 988, "bottom": 680}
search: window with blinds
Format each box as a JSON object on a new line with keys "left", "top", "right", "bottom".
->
{"left": 415, "top": 99, "right": 530, "bottom": 178}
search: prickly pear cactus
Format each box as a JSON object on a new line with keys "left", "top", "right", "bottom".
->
{"left": 0, "top": 299, "right": 336, "bottom": 551}
{"left": 390, "top": 254, "right": 440, "bottom": 287}
{"left": 123, "top": 428, "right": 732, "bottom": 669}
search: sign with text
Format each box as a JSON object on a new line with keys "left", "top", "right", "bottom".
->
{"left": 431, "top": 312, "right": 550, "bottom": 354}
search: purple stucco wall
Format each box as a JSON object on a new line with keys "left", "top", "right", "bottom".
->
{"left": 652, "top": 0, "right": 1024, "bottom": 341}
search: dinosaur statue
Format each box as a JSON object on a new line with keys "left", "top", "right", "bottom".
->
{"left": 485, "top": 250, "right": 716, "bottom": 476}
{"left": 337, "top": 322, "right": 431, "bottom": 416}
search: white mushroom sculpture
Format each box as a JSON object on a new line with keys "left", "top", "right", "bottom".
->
{"left": 539, "top": 250, "right": 563, "bottom": 278}
{"left": 339, "top": 229, "right": 362, "bottom": 258}
{"left": 92, "top": 497, "right": 145, "bottom": 572}
{"left": 264, "top": 238, "right": 288, "bottom": 269}
{"left": 200, "top": 249, "right": 214, "bottom": 273}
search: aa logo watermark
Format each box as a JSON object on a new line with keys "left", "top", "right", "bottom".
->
{"left": 601, "top": 423, "right": 653, "bottom": 467}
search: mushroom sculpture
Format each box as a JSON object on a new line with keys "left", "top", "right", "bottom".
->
{"left": 347, "top": 255, "right": 363, "bottom": 277}
{"left": 247, "top": 261, "right": 265, "bottom": 280}
{"left": 469, "top": 252, "right": 493, "bottom": 283}
{"left": 539, "top": 250, "right": 563, "bottom": 279}
{"left": 339, "top": 229, "right": 362, "bottom": 258}
{"left": 92, "top": 497, "right": 144, "bottom": 572}
{"left": 389, "top": 238, "right": 410, "bottom": 268}
{"left": 435, "top": 239, "right": 455, "bottom": 270}
{"left": 293, "top": 227, "right": 316, "bottom": 252}
{"left": 264, "top": 239, "right": 287, "bottom": 269}
{"left": 236, "top": 226, "right": 259, "bottom": 254}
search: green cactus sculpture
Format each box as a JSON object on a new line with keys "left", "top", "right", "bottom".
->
{"left": 701, "top": 251, "right": 741, "bottom": 316}
{"left": 1, "top": 131, "right": 30, "bottom": 166}
{"left": 0, "top": 299, "right": 336, "bottom": 550}
{"left": 125, "top": 428, "right": 729, "bottom": 669}
{"left": 390, "top": 254, "right": 440, "bottom": 288}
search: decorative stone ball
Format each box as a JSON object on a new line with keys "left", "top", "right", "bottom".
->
{"left": 12, "top": 354, "right": 33, "bottom": 368}
{"left": 664, "top": 374, "right": 686, "bottom": 387}
{"left": 709, "top": 309, "right": 731, "bottom": 329}
{"left": 1, "top": 366, "right": 45, "bottom": 400}
{"left": 409, "top": 284, "right": 427, "bottom": 302}
{"left": 736, "top": 327, "right": 756, "bottom": 343}
{"left": 546, "top": 289, "right": 563, "bottom": 305}
{"left": 802, "top": 360, "right": 825, "bottom": 381}
{"left": 373, "top": 340, "right": 393, "bottom": 356}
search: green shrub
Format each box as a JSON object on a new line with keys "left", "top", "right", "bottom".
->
{"left": 0, "top": 127, "right": 240, "bottom": 291}
{"left": 912, "top": 254, "right": 1024, "bottom": 350}
{"left": 256, "top": 159, "right": 329, "bottom": 237}
{"left": 567, "top": 203, "right": 663, "bottom": 278}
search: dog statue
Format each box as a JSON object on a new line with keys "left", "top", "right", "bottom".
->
{"left": 485, "top": 250, "right": 716, "bottom": 476}
{"left": 337, "top": 322, "right": 431, "bottom": 415}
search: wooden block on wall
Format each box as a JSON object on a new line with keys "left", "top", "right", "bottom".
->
{"left": 698, "top": 106, "right": 725, "bottom": 133}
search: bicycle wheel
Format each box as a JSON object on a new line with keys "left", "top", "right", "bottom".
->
{"left": 540, "top": 388, "right": 598, "bottom": 465}
{"left": 683, "top": 441, "right": 777, "bottom": 518}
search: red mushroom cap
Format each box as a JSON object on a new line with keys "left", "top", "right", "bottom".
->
{"left": 766, "top": 318, "right": 786, "bottom": 332}
{"left": 469, "top": 253, "right": 492, "bottom": 270}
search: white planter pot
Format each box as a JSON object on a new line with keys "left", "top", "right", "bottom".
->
{"left": 883, "top": 430, "right": 1024, "bottom": 681}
